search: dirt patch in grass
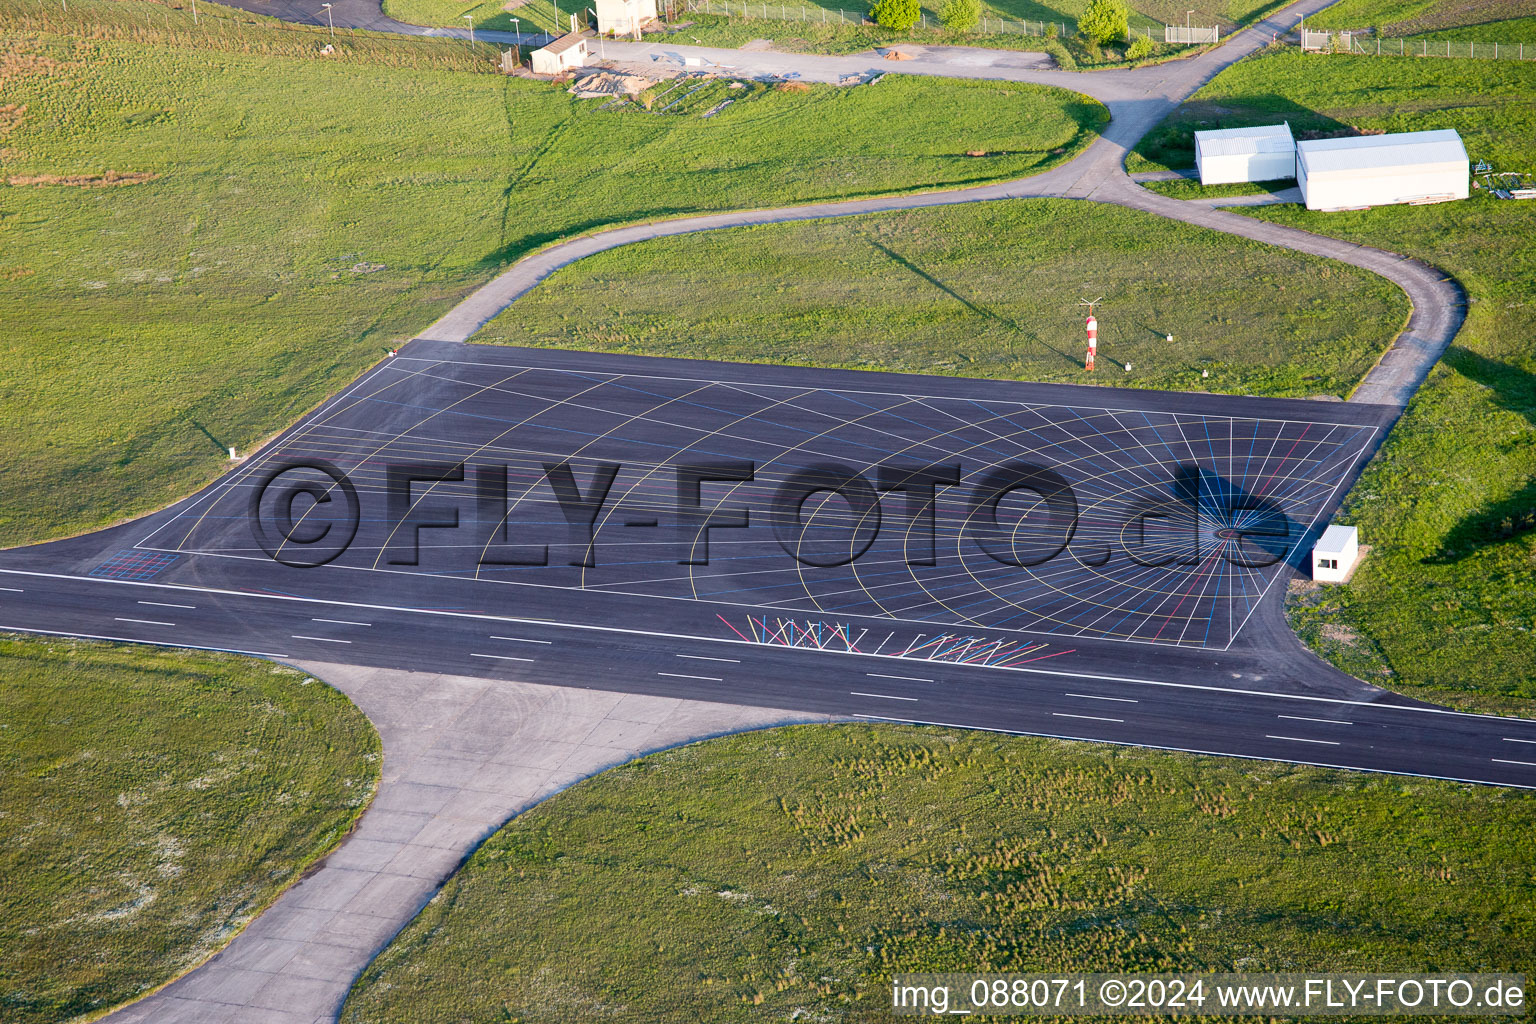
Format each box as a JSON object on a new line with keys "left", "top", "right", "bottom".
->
{"left": 6, "top": 170, "right": 158, "bottom": 186}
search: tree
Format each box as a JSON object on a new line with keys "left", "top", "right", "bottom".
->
{"left": 871, "top": 0, "right": 921, "bottom": 31}
{"left": 1078, "top": 0, "right": 1127, "bottom": 44}
{"left": 938, "top": 0, "right": 980, "bottom": 31}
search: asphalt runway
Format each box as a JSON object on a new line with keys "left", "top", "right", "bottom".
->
{"left": 125, "top": 342, "right": 1388, "bottom": 650}
{"left": 13, "top": 344, "right": 1536, "bottom": 789}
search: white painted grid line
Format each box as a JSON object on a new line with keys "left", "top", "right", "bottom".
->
{"left": 1065, "top": 692, "right": 1138, "bottom": 703}
{"left": 291, "top": 634, "right": 352, "bottom": 644}
{"left": 1052, "top": 712, "right": 1124, "bottom": 723}
{"left": 114, "top": 617, "right": 175, "bottom": 627}
{"left": 1502, "top": 737, "right": 1536, "bottom": 745}
{"left": 657, "top": 672, "right": 722, "bottom": 681}
{"left": 313, "top": 618, "right": 371, "bottom": 626}
{"left": 1266, "top": 734, "right": 1340, "bottom": 746}
{"left": 139, "top": 600, "right": 196, "bottom": 609}
{"left": 677, "top": 654, "right": 741, "bottom": 663}
{"left": 867, "top": 672, "right": 933, "bottom": 683}
{"left": 1492, "top": 758, "right": 1536, "bottom": 768}
{"left": 490, "top": 635, "right": 552, "bottom": 644}
{"left": 850, "top": 692, "right": 918, "bottom": 701}
{"left": 470, "top": 652, "right": 535, "bottom": 662}
{"left": 1278, "top": 714, "right": 1353, "bottom": 725}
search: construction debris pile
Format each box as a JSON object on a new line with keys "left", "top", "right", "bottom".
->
{"left": 568, "top": 69, "right": 652, "bottom": 98}
{"left": 1474, "top": 161, "right": 1536, "bottom": 200}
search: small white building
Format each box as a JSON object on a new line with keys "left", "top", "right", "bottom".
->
{"left": 595, "top": 0, "right": 657, "bottom": 37}
{"left": 530, "top": 31, "right": 590, "bottom": 75}
{"left": 1312, "top": 524, "right": 1359, "bottom": 583}
{"left": 1194, "top": 122, "right": 1296, "bottom": 185}
{"left": 1296, "top": 129, "right": 1469, "bottom": 212}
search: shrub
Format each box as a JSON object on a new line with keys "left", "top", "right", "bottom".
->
{"left": 1046, "top": 20, "right": 1059, "bottom": 37}
{"left": 938, "top": 0, "right": 979, "bottom": 32}
{"left": 1078, "top": 0, "right": 1127, "bottom": 44}
{"left": 1127, "top": 32, "right": 1153, "bottom": 59}
{"left": 1043, "top": 39, "right": 1076, "bottom": 69}
{"left": 871, "top": 0, "right": 921, "bottom": 30}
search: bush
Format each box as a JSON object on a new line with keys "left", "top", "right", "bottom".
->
{"left": 1046, "top": 20, "right": 1059, "bottom": 37}
{"left": 1043, "top": 39, "right": 1076, "bottom": 69}
{"left": 1126, "top": 32, "right": 1153, "bottom": 59}
{"left": 871, "top": 0, "right": 921, "bottom": 30}
{"left": 938, "top": 0, "right": 979, "bottom": 31}
{"left": 1078, "top": 0, "right": 1127, "bottom": 44}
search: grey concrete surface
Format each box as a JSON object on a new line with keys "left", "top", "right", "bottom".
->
{"left": 101, "top": 663, "right": 828, "bottom": 1024}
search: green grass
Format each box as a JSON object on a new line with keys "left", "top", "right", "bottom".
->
{"left": 1137, "top": 176, "right": 1295, "bottom": 198}
{"left": 1258, "top": 196, "right": 1536, "bottom": 716}
{"left": 1306, "top": 0, "right": 1536, "bottom": 39}
{"left": 472, "top": 197, "right": 1408, "bottom": 398}
{"left": 1125, "top": 45, "right": 1536, "bottom": 713}
{"left": 342, "top": 722, "right": 1536, "bottom": 1023}
{"left": 0, "top": 21, "right": 1104, "bottom": 550}
{"left": 0, "top": 634, "right": 379, "bottom": 1024}
{"left": 1128, "top": 44, "right": 1536, "bottom": 174}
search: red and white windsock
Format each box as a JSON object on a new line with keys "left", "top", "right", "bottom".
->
{"left": 1084, "top": 315, "right": 1098, "bottom": 371}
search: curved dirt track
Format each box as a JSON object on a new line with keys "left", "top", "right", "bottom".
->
{"left": 413, "top": 0, "right": 1463, "bottom": 410}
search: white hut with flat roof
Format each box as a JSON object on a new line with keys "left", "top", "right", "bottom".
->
{"left": 1312, "top": 524, "right": 1360, "bottom": 583}
{"left": 1194, "top": 123, "right": 1296, "bottom": 185}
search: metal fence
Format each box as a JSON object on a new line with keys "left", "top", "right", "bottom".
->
{"left": 1301, "top": 28, "right": 1535, "bottom": 59}
{"left": 688, "top": 0, "right": 1071, "bottom": 35}
{"left": 1164, "top": 24, "right": 1218, "bottom": 44}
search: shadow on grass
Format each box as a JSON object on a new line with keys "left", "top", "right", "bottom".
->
{"left": 866, "top": 237, "right": 1081, "bottom": 368}
{"left": 1423, "top": 346, "right": 1536, "bottom": 563}
{"left": 1133, "top": 93, "right": 1355, "bottom": 172}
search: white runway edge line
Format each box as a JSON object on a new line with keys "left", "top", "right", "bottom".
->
{"left": 851, "top": 712, "right": 1536, "bottom": 791}
{"left": 114, "top": 617, "right": 175, "bottom": 627}
{"left": 1053, "top": 712, "right": 1124, "bottom": 723}
{"left": 7, "top": 566, "right": 1536, "bottom": 727}
{"left": 1266, "top": 734, "right": 1341, "bottom": 746}
{"left": 850, "top": 691, "right": 919, "bottom": 701}
{"left": 0, "top": 623, "right": 290, "bottom": 660}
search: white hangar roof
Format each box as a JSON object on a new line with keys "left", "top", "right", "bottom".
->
{"left": 1194, "top": 122, "right": 1295, "bottom": 158}
{"left": 1297, "top": 129, "right": 1467, "bottom": 176}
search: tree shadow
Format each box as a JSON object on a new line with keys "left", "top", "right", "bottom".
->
{"left": 1133, "top": 93, "right": 1355, "bottom": 172}
{"left": 866, "top": 238, "right": 1081, "bottom": 368}
{"left": 1422, "top": 346, "right": 1536, "bottom": 564}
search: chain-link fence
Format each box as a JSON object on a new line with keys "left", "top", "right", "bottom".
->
{"left": 686, "top": 0, "right": 1072, "bottom": 36}
{"left": 1301, "top": 28, "right": 1535, "bottom": 60}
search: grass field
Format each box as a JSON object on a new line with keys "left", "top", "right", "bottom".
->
{"left": 473, "top": 197, "right": 1407, "bottom": 398}
{"left": 1129, "top": 44, "right": 1536, "bottom": 175}
{"left": 1258, "top": 196, "right": 1536, "bottom": 716}
{"left": 1124, "top": 46, "right": 1536, "bottom": 712}
{"left": 0, "top": 635, "right": 379, "bottom": 1024}
{"left": 342, "top": 722, "right": 1536, "bottom": 1023}
{"left": 0, "top": 22, "right": 1104, "bottom": 550}
{"left": 1306, "top": 0, "right": 1536, "bottom": 39}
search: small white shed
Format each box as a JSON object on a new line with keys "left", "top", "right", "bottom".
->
{"left": 1296, "top": 129, "right": 1469, "bottom": 211}
{"left": 531, "top": 31, "right": 590, "bottom": 75}
{"left": 1312, "top": 524, "right": 1359, "bottom": 583}
{"left": 1194, "top": 123, "right": 1296, "bottom": 185}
